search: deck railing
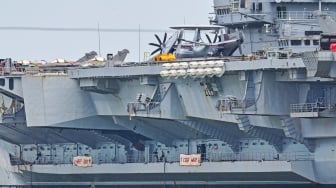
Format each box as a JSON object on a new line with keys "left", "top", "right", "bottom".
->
{"left": 290, "top": 102, "right": 328, "bottom": 113}
{"left": 217, "top": 98, "right": 255, "bottom": 112}
{"left": 22, "top": 151, "right": 314, "bottom": 166}
{"left": 127, "top": 102, "right": 161, "bottom": 116}
{"left": 276, "top": 11, "right": 336, "bottom": 21}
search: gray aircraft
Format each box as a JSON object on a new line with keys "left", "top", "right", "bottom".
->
{"left": 149, "top": 25, "right": 244, "bottom": 59}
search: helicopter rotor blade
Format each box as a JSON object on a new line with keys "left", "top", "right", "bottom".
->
{"left": 238, "top": 31, "right": 244, "bottom": 55}
{"left": 239, "top": 45, "right": 242, "bottom": 55}
{"left": 205, "top": 34, "right": 212, "bottom": 43}
{"left": 149, "top": 43, "right": 161, "bottom": 47}
{"left": 154, "top": 34, "right": 162, "bottom": 45}
{"left": 213, "top": 33, "right": 218, "bottom": 43}
{"left": 163, "top": 32, "right": 167, "bottom": 44}
{"left": 151, "top": 48, "right": 161, "bottom": 56}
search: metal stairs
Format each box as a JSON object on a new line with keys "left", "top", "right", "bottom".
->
{"left": 281, "top": 116, "right": 303, "bottom": 141}
{"left": 236, "top": 114, "right": 284, "bottom": 152}
{"left": 244, "top": 71, "right": 256, "bottom": 108}
{"left": 179, "top": 120, "right": 240, "bottom": 152}
{"left": 281, "top": 116, "right": 315, "bottom": 152}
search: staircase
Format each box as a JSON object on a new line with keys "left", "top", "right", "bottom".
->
{"left": 281, "top": 116, "right": 315, "bottom": 152}
{"left": 236, "top": 115, "right": 283, "bottom": 152}
{"left": 281, "top": 116, "right": 303, "bottom": 141}
{"left": 244, "top": 71, "right": 256, "bottom": 108}
{"left": 179, "top": 120, "right": 240, "bottom": 152}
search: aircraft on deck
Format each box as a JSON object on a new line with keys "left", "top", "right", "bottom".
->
{"left": 149, "top": 25, "right": 244, "bottom": 59}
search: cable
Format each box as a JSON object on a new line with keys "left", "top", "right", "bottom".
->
{"left": 0, "top": 26, "right": 169, "bottom": 33}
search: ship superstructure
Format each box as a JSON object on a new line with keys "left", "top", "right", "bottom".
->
{"left": 0, "top": 0, "right": 335, "bottom": 187}
{"left": 211, "top": 0, "right": 336, "bottom": 55}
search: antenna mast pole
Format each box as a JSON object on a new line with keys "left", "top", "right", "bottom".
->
{"left": 98, "top": 23, "right": 101, "bottom": 57}
{"left": 138, "top": 24, "right": 141, "bottom": 63}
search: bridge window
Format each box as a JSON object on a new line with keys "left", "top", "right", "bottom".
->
{"left": 232, "top": 0, "right": 239, "bottom": 11}
{"left": 0, "top": 79, "right": 4, "bottom": 86}
{"left": 278, "top": 40, "right": 289, "bottom": 47}
{"left": 217, "top": 8, "right": 231, "bottom": 15}
{"left": 304, "top": 40, "right": 311, "bottom": 46}
{"left": 8, "top": 78, "right": 13, "bottom": 90}
{"left": 291, "top": 40, "right": 302, "bottom": 46}
{"left": 313, "top": 40, "right": 319, "bottom": 45}
{"left": 277, "top": 6, "right": 287, "bottom": 19}
{"left": 240, "top": 0, "right": 246, "bottom": 8}
{"left": 258, "top": 2, "right": 262, "bottom": 11}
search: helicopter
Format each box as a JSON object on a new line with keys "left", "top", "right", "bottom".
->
{"left": 149, "top": 25, "right": 244, "bottom": 59}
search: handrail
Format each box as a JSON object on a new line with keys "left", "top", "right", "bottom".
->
{"left": 127, "top": 102, "right": 161, "bottom": 115}
{"left": 217, "top": 98, "right": 255, "bottom": 112}
{"left": 277, "top": 11, "right": 336, "bottom": 21}
{"left": 26, "top": 151, "right": 314, "bottom": 166}
{"left": 290, "top": 102, "right": 328, "bottom": 113}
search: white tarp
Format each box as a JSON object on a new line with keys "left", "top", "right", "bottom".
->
{"left": 73, "top": 156, "right": 92, "bottom": 167}
{"left": 179, "top": 154, "right": 201, "bottom": 166}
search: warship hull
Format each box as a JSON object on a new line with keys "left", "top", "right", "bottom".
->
{"left": 1, "top": 0, "right": 336, "bottom": 187}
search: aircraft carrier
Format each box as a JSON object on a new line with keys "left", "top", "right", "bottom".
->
{"left": 0, "top": 0, "right": 336, "bottom": 187}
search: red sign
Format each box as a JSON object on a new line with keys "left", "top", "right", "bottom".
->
{"left": 73, "top": 156, "right": 92, "bottom": 167}
{"left": 180, "top": 154, "right": 201, "bottom": 166}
